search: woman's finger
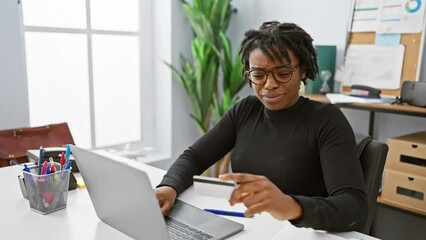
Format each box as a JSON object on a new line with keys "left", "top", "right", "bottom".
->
{"left": 245, "top": 201, "right": 267, "bottom": 217}
{"left": 227, "top": 176, "right": 269, "bottom": 205}
{"left": 160, "top": 200, "right": 172, "bottom": 215}
{"left": 242, "top": 189, "right": 269, "bottom": 207}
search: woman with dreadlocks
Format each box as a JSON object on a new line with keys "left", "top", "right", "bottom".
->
{"left": 156, "top": 21, "right": 367, "bottom": 232}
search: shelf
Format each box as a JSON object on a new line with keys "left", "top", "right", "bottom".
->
{"left": 303, "top": 93, "right": 426, "bottom": 137}
{"left": 303, "top": 94, "right": 426, "bottom": 117}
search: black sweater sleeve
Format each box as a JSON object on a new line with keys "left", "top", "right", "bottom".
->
{"left": 290, "top": 105, "right": 368, "bottom": 232}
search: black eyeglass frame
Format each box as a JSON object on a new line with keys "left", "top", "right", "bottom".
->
{"left": 245, "top": 64, "right": 298, "bottom": 86}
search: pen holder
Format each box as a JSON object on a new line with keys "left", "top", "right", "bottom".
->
{"left": 22, "top": 166, "right": 71, "bottom": 215}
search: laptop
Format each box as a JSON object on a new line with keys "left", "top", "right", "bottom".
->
{"left": 70, "top": 145, "right": 244, "bottom": 240}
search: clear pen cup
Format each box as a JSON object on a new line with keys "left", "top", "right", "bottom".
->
{"left": 22, "top": 165, "right": 71, "bottom": 215}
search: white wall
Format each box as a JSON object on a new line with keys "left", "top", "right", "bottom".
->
{"left": 0, "top": 1, "right": 29, "bottom": 130}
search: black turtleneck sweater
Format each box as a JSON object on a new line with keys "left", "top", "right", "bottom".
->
{"left": 159, "top": 95, "right": 367, "bottom": 232}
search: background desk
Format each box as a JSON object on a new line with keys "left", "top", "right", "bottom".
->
{"left": 0, "top": 162, "right": 377, "bottom": 240}
{"left": 304, "top": 94, "right": 426, "bottom": 138}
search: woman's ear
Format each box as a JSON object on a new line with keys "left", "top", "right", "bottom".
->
{"left": 300, "top": 67, "right": 307, "bottom": 80}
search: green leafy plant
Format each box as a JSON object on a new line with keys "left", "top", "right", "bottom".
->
{"left": 166, "top": 0, "right": 245, "bottom": 134}
{"left": 212, "top": 31, "right": 245, "bottom": 125}
{"left": 166, "top": 38, "right": 218, "bottom": 133}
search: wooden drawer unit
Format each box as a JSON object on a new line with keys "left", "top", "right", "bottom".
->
{"left": 386, "top": 132, "right": 426, "bottom": 176}
{"left": 382, "top": 169, "right": 426, "bottom": 213}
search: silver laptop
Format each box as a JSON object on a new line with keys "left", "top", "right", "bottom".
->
{"left": 71, "top": 145, "right": 244, "bottom": 240}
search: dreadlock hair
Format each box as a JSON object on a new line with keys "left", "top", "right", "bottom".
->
{"left": 239, "top": 21, "right": 318, "bottom": 86}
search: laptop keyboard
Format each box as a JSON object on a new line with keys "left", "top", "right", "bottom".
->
{"left": 166, "top": 216, "right": 214, "bottom": 240}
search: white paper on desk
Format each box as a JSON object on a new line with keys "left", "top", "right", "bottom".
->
{"left": 343, "top": 45, "right": 404, "bottom": 89}
{"left": 270, "top": 224, "right": 355, "bottom": 240}
{"left": 326, "top": 93, "right": 385, "bottom": 104}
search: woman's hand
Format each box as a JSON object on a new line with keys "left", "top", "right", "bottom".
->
{"left": 219, "top": 173, "right": 302, "bottom": 220}
{"left": 155, "top": 186, "right": 177, "bottom": 216}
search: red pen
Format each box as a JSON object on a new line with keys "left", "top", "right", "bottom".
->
{"left": 50, "top": 162, "right": 56, "bottom": 173}
{"left": 48, "top": 157, "right": 56, "bottom": 173}
{"left": 60, "top": 152, "right": 65, "bottom": 169}
{"left": 41, "top": 161, "right": 48, "bottom": 175}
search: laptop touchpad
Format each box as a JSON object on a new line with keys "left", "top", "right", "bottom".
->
{"left": 168, "top": 200, "right": 214, "bottom": 226}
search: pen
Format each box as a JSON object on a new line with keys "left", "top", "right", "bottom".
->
{"left": 50, "top": 162, "right": 56, "bottom": 173}
{"left": 38, "top": 146, "right": 43, "bottom": 175}
{"left": 41, "top": 161, "right": 48, "bottom": 175}
{"left": 49, "top": 157, "right": 56, "bottom": 173}
{"left": 59, "top": 152, "right": 65, "bottom": 169}
{"left": 23, "top": 164, "right": 31, "bottom": 173}
{"left": 64, "top": 161, "right": 71, "bottom": 170}
{"left": 65, "top": 144, "right": 71, "bottom": 161}
{"left": 61, "top": 161, "right": 72, "bottom": 181}
{"left": 203, "top": 209, "right": 251, "bottom": 218}
{"left": 45, "top": 165, "right": 51, "bottom": 175}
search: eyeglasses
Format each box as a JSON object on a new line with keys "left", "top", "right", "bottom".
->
{"left": 245, "top": 65, "right": 298, "bottom": 86}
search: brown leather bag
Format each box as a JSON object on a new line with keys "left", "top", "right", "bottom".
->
{"left": 0, "top": 122, "right": 75, "bottom": 167}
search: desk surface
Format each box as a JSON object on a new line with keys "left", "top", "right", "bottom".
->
{"left": 0, "top": 161, "right": 378, "bottom": 240}
{"left": 304, "top": 94, "right": 426, "bottom": 117}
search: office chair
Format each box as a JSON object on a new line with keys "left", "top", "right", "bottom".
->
{"left": 354, "top": 133, "right": 389, "bottom": 234}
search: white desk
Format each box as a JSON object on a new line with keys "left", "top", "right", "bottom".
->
{"left": 0, "top": 163, "right": 379, "bottom": 240}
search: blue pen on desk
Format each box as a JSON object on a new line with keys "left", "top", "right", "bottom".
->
{"left": 38, "top": 146, "right": 43, "bottom": 175}
{"left": 203, "top": 209, "right": 251, "bottom": 218}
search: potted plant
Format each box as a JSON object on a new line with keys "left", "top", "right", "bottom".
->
{"left": 166, "top": 0, "right": 245, "bottom": 176}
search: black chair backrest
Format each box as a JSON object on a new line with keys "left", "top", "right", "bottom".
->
{"left": 354, "top": 133, "right": 389, "bottom": 234}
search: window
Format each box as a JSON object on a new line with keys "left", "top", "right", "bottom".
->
{"left": 20, "top": 0, "right": 146, "bottom": 150}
